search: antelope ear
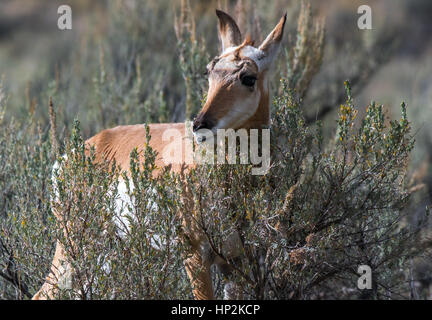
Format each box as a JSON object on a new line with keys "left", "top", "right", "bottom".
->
{"left": 216, "top": 9, "right": 242, "bottom": 52}
{"left": 258, "top": 13, "right": 287, "bottom": 69}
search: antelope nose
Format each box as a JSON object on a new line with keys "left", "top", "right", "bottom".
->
{"left": 193, "top": 119, "right": 209, "bottom": 132}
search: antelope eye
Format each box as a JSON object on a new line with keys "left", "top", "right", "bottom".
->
{"left": 241, "top": 75, "right": 257, "bottom": 87}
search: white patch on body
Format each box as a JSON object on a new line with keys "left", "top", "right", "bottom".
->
{"left": 51, "top": 155, "right": 66, "bottom": 203}
{"left": 52, "top": 156, "right": 170, "bottom": 249}
{"left": 57, "top": 258, "right": 73, "bottom": 291}
{"left": 114, "top": 179, "right": 175, "bottom": 250}
{"left": 113, "top": 180, "right": 135, "bottom": 238}
{"left": 50, "top": 155, "right": 175, "bottom": 297}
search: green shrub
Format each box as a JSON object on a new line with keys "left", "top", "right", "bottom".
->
{"left": 0, "top": 98, "right": 54, "bottom": 299}
{"left": 0, "top": 75, "right": 428, "bottom": 300}
{"left": 179, "top": 81, "right": 425, "bottom": 299}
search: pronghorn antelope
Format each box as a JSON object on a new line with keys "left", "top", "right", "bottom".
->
{"left": 32, "top": 9, "right": 286, "bottom": 300}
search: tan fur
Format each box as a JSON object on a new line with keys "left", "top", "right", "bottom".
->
{"left": 33, "top": 10, "right": 286, "bottom": 301}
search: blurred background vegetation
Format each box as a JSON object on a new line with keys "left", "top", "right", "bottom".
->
{"left": 1, "top": 0, "right": 431, "bottom": 175}
{"left": 1, "top": 0, "right": 432, "bottom": 299}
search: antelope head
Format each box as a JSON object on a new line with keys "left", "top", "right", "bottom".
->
{"left": 192, "top": 9, "right": 287, "bottom": 143}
